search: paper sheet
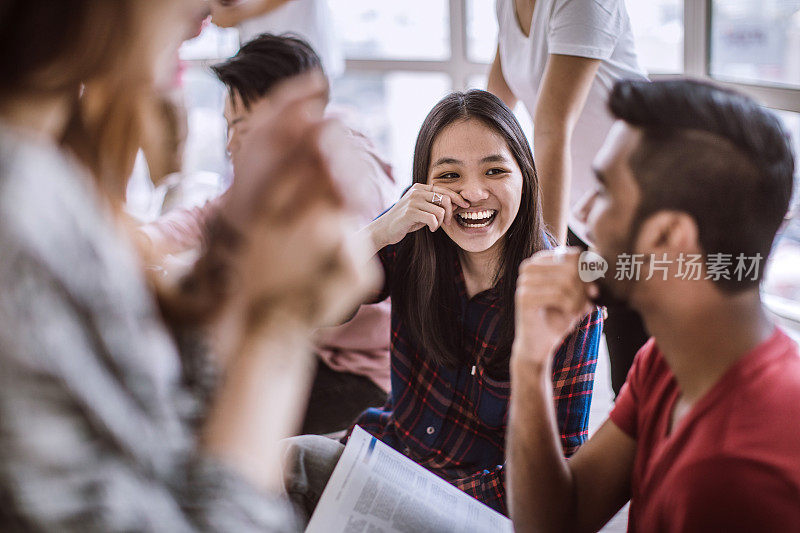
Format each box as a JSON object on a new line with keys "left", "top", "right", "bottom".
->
{"left": 306, "top": 426, "right": 513, "bottom": 533}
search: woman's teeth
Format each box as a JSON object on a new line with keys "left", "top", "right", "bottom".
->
{"left": 456, "top": 209, "right": 496, "bottom": 228}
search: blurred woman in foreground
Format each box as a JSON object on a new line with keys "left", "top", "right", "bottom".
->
{"left": 0, "top": 1, "right": 374, "bottom": 530}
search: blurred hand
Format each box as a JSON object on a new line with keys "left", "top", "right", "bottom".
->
{"left": 238, "top": 203, "right": 380, "bottom": 331}
{"left": 221, "top": 71, "right": 329, "bottom": 231}
{"left": 217, "top": 71, "right": 379, "bottom": 336}
{"left": 198, "top": 75, "right": 377, "bottom": 488}
{"left": 513, "top": 248, "right": 597, "bottom": 369}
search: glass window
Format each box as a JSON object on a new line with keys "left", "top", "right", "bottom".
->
{"left": 331, "top": 72, "right": 452, "bottom": 185}
{"left": 764, "top": 109, "right": 800, "bottom": 314}
{"left": 329, "top": 0, "right": 449, "bottom": 61}
{"left": 466, "top": 0, "right": 499, "bottom": 64}
{"left": 181, "top": 63, "right": 230, "bottom": 178}
{"left": 179, "top": 24, "right": 239, "bottom": 61}
{"left": 710, "top": 0, "right": 800, "bottom": 88}
{"left": 625, "top": 0, "right": 684, "bottom": 74}
{"left": 178, "top": 23, "right": 237, "bottom": 179}
{"left": 468, "top": 1, "right": 683, "bottom": 73}
{"left": 128, "top": 22, "right": 235, "bottom": 219}
{"left": 467, "top": 75, "right": 533, "bottom": 149}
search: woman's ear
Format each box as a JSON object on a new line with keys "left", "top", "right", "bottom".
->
{"left": 634, "top": 210, "right": 699, "bottom": 255}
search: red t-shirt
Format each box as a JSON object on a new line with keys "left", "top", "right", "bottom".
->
{"left": 610, "top": 328, "right": 800, "bottom": 532}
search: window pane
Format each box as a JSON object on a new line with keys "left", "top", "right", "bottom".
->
{"left": 180, "top": 24, "right": 239, "bottom": 61}
{"left": 331, "top": 72, "right": 452, "bottom": 185}
{"left": 181, "top": 64, "right": 230, "bottom": 178}
{"left": 467, "top": 74, "right": 533, "bottom": 148}
{"left": 710, "top": 0, "right": 800, "bottom": 88}
{"left": 330, "top": 0, "right": 449, "bottom": 61}
{"left": 468, "top": 1, "right": 683, "bottom": 72}
{"left": 764, "top": 109, "right": 800, "bottom": 320}
{"left": 466, "top": 0, "right": 499, "bottom": 64}
{"left": 625, "top": 0, "right": 684, "bottom": 74}
{"left": 178, "top": 23, "right": 239, "bottom": 178}
{"left": 466, "top": 75, "right": 488, "bottom": 89}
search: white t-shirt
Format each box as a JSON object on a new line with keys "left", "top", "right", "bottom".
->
{"left": 239, "top": 0, "right": 344, "bottom": 79}
{"left": 496, "top": 0, "right": 647, "bottom": 238}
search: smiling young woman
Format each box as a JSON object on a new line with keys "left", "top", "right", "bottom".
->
{"left": 283, "top": 90, "right": 604, "bottom": 522}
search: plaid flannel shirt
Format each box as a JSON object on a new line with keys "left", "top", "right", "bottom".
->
{"left": 347, "top": 242, "right": 603, "bottom": 515}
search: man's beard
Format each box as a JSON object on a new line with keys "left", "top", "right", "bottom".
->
{"left": 590, "top": 275, "right": 630, "bottom": 308}
{"left": 588, "top": 224, "right": 639, "bottom": 309}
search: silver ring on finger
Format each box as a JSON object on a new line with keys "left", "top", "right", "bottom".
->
{"left": 431, "top": 192, "right": 444, "bottom": 205}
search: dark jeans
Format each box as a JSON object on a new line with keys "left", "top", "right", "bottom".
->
{"left": 300, "top": 358, "right": 389, "bottom": 435}
{"left": 567, "top": 229, "right": 651, "bottom": 396}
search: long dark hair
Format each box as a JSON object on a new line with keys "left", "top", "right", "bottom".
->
{"left": 391, "top": 90, "right": 549, "bottom": 373}
{"left": 0, "top": 0, "right": 175, "bottom": 205}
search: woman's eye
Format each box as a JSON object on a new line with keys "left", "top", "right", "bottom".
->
{"left": 435, "top": 172, "right": 459, "bottom": 180}
{"left": 486, "top": 168, "right": 508, "bottom": 176}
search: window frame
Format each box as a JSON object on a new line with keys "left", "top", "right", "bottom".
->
{"left": 680, "top": 0, "right": 800, "bottom": 113}
{"left": 342, "top": 0, "right": 488, "bottom": 91}
{"left": 183, "top": 0, "right": 800, "bottom": 329}
{"left": 342, "top": 0, "right": 800, "bottom": 113}
{"left": 682, "top": 1, "right": 800, "bottom": 330}
{"left": 349, "top": 0, "right": 800, "bottom": 331}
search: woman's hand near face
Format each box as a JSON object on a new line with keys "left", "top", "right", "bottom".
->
{"left": 366, "top": 183, "right": 470, "bottom": 252}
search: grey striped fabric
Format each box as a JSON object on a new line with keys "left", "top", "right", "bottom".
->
{"left": 0, "top": 123, "right": 297, "bottom": 532}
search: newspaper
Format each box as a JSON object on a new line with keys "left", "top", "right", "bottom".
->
{"left": 306, "top": 426, "right": 513, "bottom": 533}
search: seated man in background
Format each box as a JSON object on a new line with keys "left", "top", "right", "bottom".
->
{"left": 509, "top": 79, "right": 800, "bottom": 532}
{"left": 142, "top": 34, "right": 397, "bottom": 435}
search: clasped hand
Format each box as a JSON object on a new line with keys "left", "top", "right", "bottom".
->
{"left": 216, "top": 72, "right": 380, "bottom": 338}
{"left": 513, "top": 248, "right": 598, "bottom": 371}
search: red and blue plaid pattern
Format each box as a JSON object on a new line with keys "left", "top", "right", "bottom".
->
{"left": 347, "top": 243, "right": 603, "bottom": 516}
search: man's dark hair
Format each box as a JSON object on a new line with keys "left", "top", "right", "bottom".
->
{"left": 609, "top": 78, "right": 795, "bottom": 292}
{"left": 211, "top": 33, "right": 324, "bottom": 109}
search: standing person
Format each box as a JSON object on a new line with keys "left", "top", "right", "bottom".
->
{"left": 282, "top": 90, "right": 603, "bottom": 523}
{"left": 508, "top": 79, "right": 800, "bottom": 532}
{"left": 0, "top": 0, "right": 375, "bottom": 530}
{"left": 210, "top": 0, "right": 344, "bottom": 80}
{"left": 488, "top": 0, "right": 649, "bottom": 394}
